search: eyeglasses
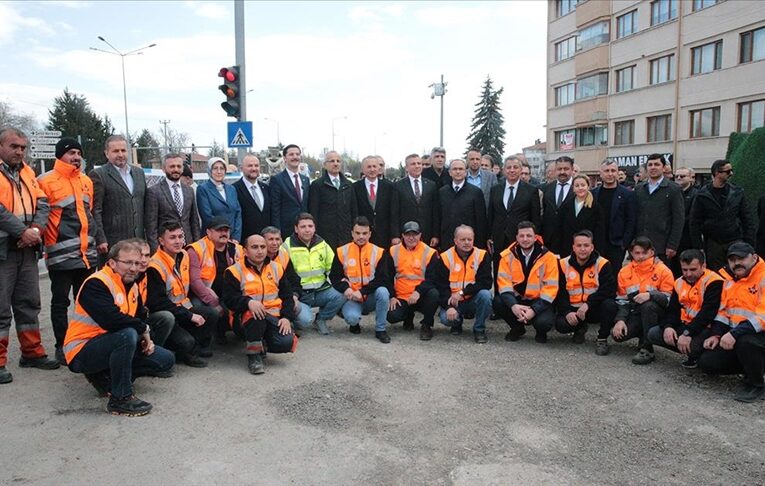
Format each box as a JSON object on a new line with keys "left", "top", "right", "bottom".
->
{"left": 115, "top": 259, "right": 140, "bottom": 267}
{"left": 720, "top": 169, "right": 733, "bottom": 174}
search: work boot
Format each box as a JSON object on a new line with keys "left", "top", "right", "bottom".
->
{"left": 55, "top": 346, "right": 66, "bottom": 366}
{"left": 403, "top": 318, "right": 414, "bottom": 331}
{"left": 181, "top": 354, "right": 208, "bottom": 368}
{"left": 313, "top": 319, "right": 331, "bottom": 335}
{"left": 107, "top": 395, "right": 152, "bottom": 416}
{"left": 375, "top": 330, "right": 391, "bottom": 343}
{"left": 474, "top": 331, "right": 488, "bottom": 344}
{"left": 197, "top": 345, "right": 213, "bottom": 358}
{"left": 572, "top": 326, "right": 587, "bottom": 344}
{"left": 505, "top": 326, "right": 526, "bottom": 342}
{"left": 19, "top": 355, "right": 60, "bottom": 370}
{"left": 247, "top": 354, "right": 265, "bottom": 375}
{"left": 0, "top": 367, "right": 13, "bottom": 384}
{"left": 734, "top": 384, "right": 765, "bottom": 403}
{"left": 419, "top": 324, "right": 433, "bottom": 341}
{"left": 595, "top": 338, "right": 610, "bottom": 356}
{"left": 349, "top": 324, "right": 361, "bottom": 334}
{"left": 631, "top": 348, "right": 655, "bottom": 365}
{"left": 534, "top": 331, "right": 548, "bottom": 344}
{"left": 85, "top": 371, "right": 111, "bottom": 397}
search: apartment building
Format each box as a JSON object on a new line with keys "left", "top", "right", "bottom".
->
{"left": 546, "top": 0, "right": 765, "bottom": 175}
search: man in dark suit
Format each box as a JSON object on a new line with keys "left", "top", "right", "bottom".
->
{"left": 591, "top": 159, "right": 637, "bottom": 269}
{"left": 487, "top": 156, "right": 541, "bottom": 257}
{"left": 394, "top": 153, "right": 440, "bottom": 247}
{"left": 353, "top": 155, "right": 399, "bottom": 248}
{"left": 144, "top": 153, "right": 201, "bottom": 253}
{"left": 309, "top": 151, "right": 357, "bottom": 249}
{"left": 90, "top": 134, "right": 146, "bottom": 265}
{"left": 541, "top": 156, "right": 575, "bottom": 256}
{"left": 270, "top": 144, "right": 309, "bottom": 236}
{"left": 438, "top": 159, "right": 487, "bottom": 252}
{"left": 234, "top": 153, "right": 271, "bottom": 242}
{"left": 422, "top": 146, "right": 451, "bottom": 189}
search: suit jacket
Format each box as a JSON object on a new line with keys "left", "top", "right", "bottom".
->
{"left": 438, "top": 183, "right": 487, "bottom": 251}
{"left": 466, "top": 168, "right": 498, "bottom": 209}
{"left": 487, "top": 180, "right": 541, "bottom": 255}
{"left": 591, "top": 184, "right": 637, "bottom": 249}
{"left": 90, "top": 163, "right": 146, "bottom": 245}
{"left": 558, "top": 197, "right": 605, "bottom": 257}
{"left": 233, "top": 177, "right": 271, "bottom": 241}
{"left": 634, "top": 178, "right": 685, "bottom": 254}
{"left": 144, "top": 178, "right": 201, "bottom": 252}
{"left": 422, "top": 166, "right": 452, "bottom": 190}
{"left": 393, "top": 176, "right": 440, "bottom": 244}
{"left": 309, "top": 172, "right": 357, "bottom": 249}
{"left": 196, "top": 180, "right": 242, "bottom": 242}
{"left": 353, "top": 178, "right": 399, "bottom": 248}
{"left": 270, "top": 169, "right": 309, "bottom": 236}
{"left": 541, "top": 179, "right": 575, "bottom": 255}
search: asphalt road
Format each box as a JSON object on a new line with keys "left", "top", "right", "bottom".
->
{"left": 1, "top": 278, "right": 763, "bottom": 485}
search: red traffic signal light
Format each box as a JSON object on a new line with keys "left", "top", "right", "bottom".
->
{"left": 218, "top": 66, "right": 241, "bottom": 119}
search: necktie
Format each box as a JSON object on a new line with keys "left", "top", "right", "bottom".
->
{"left": 369, "top": 183, "right": 376, "bottom": 201}
{"left": 333, "top": 178, "right": 340, "bottom": 189}
{"left": 251, "top": 184, "right": 263, "bottom": 211}
{"left": 556, "top": 182, "right": 566, "bottom": 207}
{"left": 414, "top": 178, "right": 421, "bottom": 202}
{"left": 506, "top": 185, "right": 515, "bottom": 210}
{"left": 293, "top": 174, "right": 302, "bottom": 202}
{"left": 454, "top": 185, "right": 460, "bottom": 193}
{"left": 172, "top": 183, "right": 183, "bottom": 215}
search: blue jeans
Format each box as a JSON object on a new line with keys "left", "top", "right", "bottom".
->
{"left": 294, "top": 287, "right": 347, "bottom": 329}
{"left": 341, "top": 287, "right": 390, "bottom": 331}
{"left": 68, "top": 328, "right": 175, "bottom": 399}
{"left": 439, "top": 289, "right": 492, "bottom": 332}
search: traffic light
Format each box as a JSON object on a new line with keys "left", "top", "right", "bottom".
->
{"left": 218, "top": 66, "right": 240, "bottom": 119}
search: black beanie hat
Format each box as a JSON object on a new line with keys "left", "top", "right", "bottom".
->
{"left": 55, "top": 138, "right": 83, "bottom": 159}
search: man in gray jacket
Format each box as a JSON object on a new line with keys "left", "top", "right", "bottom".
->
{"left": 634, "top": 154, "right": 684, "bottom": 266}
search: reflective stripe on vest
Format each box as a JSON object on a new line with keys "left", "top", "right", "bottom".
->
{"left": 561, "top": 256, "right": 606, "bottom": 307}
{"left": 337, "top": 242, "right": 384, "bottom": 292}
{"left": 675, "top": 269, "right": 723, "bottom": 325}
{"left": 283, "top": 238, "right": 333, "bottom": 290}
{"left": 148, "top": 248, "right": 192, "bottom": 308}
{"left": 715, "top": 260, "right": 765, "bottom": 332}
{"left": 227, "top": 260, "right": 283, "bottom": 317}
{"left": 440, "top": 247, "right": 485, "bottom": 298}
{"left": 390, "top": 242, "right": 436, "bottom": 300}
{"left": 496, "top": 243, "right": 559, "bottom": 303}
{"left": 188, "top": 238, "right": 244, "bottom": 288}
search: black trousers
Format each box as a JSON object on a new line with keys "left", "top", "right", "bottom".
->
{"left": 165, "top": 304, "right": 217, "bottom": 356}
{"left": 699, "top": 333, "right": 765, "bottom": 386}
{"left": 601, "top": 243, "right": 626, "bottom": 273}
{"left": 647, "top": 327, "right": 712, "bottom": 360}
{"left": 493, "top": 295, "right": 555, "bottom": 334}
{"left": 555, "top": 299, "right": 618, "bottom": 339}
{"left": 243, "top": 316, "right": 296, "bottom": 354}
{"left": 49, "top": 268, "right": 94, "bottom": 348}
{"left": 387, "top": 288, "right": 439, "bottom": 327}
{"left": 614, "top": 301, "right": 665, "bottom": 350}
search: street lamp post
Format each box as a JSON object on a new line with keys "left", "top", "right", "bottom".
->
{"left": 90, "top": 36, "right": 156, "bottom": 165}
{"left": 331, "top": 116, "right": 347, "bottom": 151}
{"left": 264, "top": 117, "right": 280, "bottom": 146}
{"left": 429, "top": 74, "right": 447, "bottom": 147}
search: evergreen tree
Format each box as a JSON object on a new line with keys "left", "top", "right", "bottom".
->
{"left": 134, "top": 129, "right": 161, "bottom": 168}
{"left": 47, "top": 88, "right": 114, "bottom": 170}
{"left": 465, "top": 76, "right": 506, "bottom": 164}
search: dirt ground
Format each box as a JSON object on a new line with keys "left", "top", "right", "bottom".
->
{"left": 1, "top": 279, "right": 764, "bottom": 485}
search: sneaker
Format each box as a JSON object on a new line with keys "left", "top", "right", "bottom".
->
{"left": 474, "top": 331, "right": 488, "bottom": 344}
{"left": 349, "top": 324, "right": 361, "bottom": 334}
{"left": 247, "top": 354, "right": 265, "bottom": 375}
{"left": 313, "top": 319, "right": 331, "bottom": 335}
{"left": 572, "top": 325, "right": 588, "bottom": 344}
{"left": 632, "top": 348, "right": 655, "bottom": 365}
{"left": 504, "top": 327, "right": 526, "bottom": 342}
{"left": 450, "top": 323, "right": 463, "bottom": 336}
{"left": 595, "top": 339, "right": 610, "bottom": 356}
{"left": 681, "top": 357, "right": 699, "bottom": 369}
{"left": 734, "top": 384, "right": 765, "bottom": 403}
{"left": 419, "top": 324, "right": 433, "bottom": 341}
{"left": 19, "top": 355, "right": 60, "bottom": 370}
{"left": 107, "top": 395, "right": 152, "bottom": 416}
{"left": 534, "top": 331, "right": 548, "bottom": 344}
{"left": 85, "top": 371, "right": 111, "bottom": 397}
{"left": 0, "top": 366, "right": 13, "bottom": 384}
{"left": 55, "top": 346, "right": 66, "bottom": 365}
{"left": 375, "top": 331, "right": 391, "bottom": 343}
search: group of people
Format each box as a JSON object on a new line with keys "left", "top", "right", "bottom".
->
{"left": 1, "top": 125, "right": 764, "bottom": 418}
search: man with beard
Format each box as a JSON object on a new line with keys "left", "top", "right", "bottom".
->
{"left": 670, "top": 166, "right": 698, "bottom": 276}
{"left": 233, "top": 153, "right": 271, "bottom": 241}
{"left": 422, "top": 146, "right": 451, "bottom": 189}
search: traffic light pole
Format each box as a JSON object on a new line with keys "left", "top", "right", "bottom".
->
{"left": 235, "top": 0, "right": 246, "bottom": 165}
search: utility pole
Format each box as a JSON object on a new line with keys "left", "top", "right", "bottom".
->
{"left": 430, "top": 74, "right": 447, "bottom": 147}
{"left": 234, "top": 0, "right": 247, "bottom": 167}
{"left": 159, "top": 119, "right": 170, "bottom": 155}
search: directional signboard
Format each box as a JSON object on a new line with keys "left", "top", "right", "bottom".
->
{"left": 29, "top": 130, "right": 61, "bottom": 159}
{"left": 227, "top": 121, "right": 253, "bottom": 148}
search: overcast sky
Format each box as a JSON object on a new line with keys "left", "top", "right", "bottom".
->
{"left": 0, "top": 0, "right": 547, "bottom": 166}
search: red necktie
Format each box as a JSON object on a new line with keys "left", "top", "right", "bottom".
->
{"left": 369, "top": 182, "right": 376, "bottom": 201}
{"left": 293, "top": 174, "right": 302, "bottom": 202}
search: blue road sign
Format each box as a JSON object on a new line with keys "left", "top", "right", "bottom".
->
{"left": 228, "top": 121, "right": 253, "bottom": 148}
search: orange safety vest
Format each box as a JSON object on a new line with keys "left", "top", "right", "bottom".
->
{"left": 560, "top": 255, "right": 607, "bottom": 307}
{"left": 37, "top": 159, "right": 97, "bottom": 270}
{"left": 496, "top": 242, "right": 559, "bottom": 303}
{"left": 390, "top": 241, "right": 436, "bottom": 300}
{"left": 440, "top": 247, "right": 487, "bottom": 300}
{"left": 675, "top": 269, "right": 723, "bottom": 324}
{"left": 187, "top": 237, "right": 244, "bottom": 288}
{"left": 148, "top": 247, "right": 192, "bottom": 309}
{"left": 0, "top": 161, "right": 44, "bottom": 222}
{"left": 617, "top": 257, "right": 674, "bottom": 301}
{"left": 63, "top": 265, "right": 139, "bottom": 363}
{"left": 336, "top": 242, "right": 384, "bottom": 292}
{"left": 715, "top": 258, "right": 765, "bottom": 331}
{"left": 271, "top": 247, "right": 290, "bottom": 269}
{"left": 226, "top": 260, "right": 284, "bottom": 320}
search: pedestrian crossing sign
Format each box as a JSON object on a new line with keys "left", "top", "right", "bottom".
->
{"left": 228, "top": 121, "right": 253, "bottom": 148}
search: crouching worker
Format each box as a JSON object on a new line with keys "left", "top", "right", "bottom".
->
{"left": 64, "top": 241, "right": 175, "bottom": 416}
{"left": 223, "top": 235, "right": 297, "bottom": 375}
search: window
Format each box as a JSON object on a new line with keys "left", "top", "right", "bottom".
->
{"left": 616, "top": 10, "right": 637, "bottom": 39}
{"left": 615, "top": 66, "right": 635, "bottom": 93}
{"left": 647, "top": 115, "right": 672, "bottom": 142}
{"left": 576, "top": 73, "right": 608, "bottom": 99}
{"left": 691, "top": 41, "right": 722, "bottom": 74}
{"left": 740, "top": 27, "right": 765, "bottom": 64}
{"left": 555, "top": 83, "right": 576, "bottom": 106}
{"left": 555, "top": 37, "right": 577, "bottom": 62}
{"left": 556, "top": 129, "right": 576, "bottom": 151}
{"left": 577, "top": 22, "right": 610, "bottom": 51}
{"left": 690, "top": 107, "right": 720, "bottom": 138}
{"left": 651, "top": 0, "right": 677, "bottom": 26}
{"left": 738, "top": 100, "right": 765, "bottom": 132}
{"left": 614, "top": 120, "right": 634, "bottom": 145}
{"left": 578, "top": 125, "right": 608, "bottom": 147}
{"left": 556, "top": 0, "right": 577, "bottom": 17}
{"left": 650, "top": 54, "right": 675, "bottom": 84}
{"left": 692, "top": 0, "right": 717, "bottom": 11}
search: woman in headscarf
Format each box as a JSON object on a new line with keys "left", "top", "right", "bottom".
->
{"left": 196, "top": 157, "right": 242, "bottom": 241}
